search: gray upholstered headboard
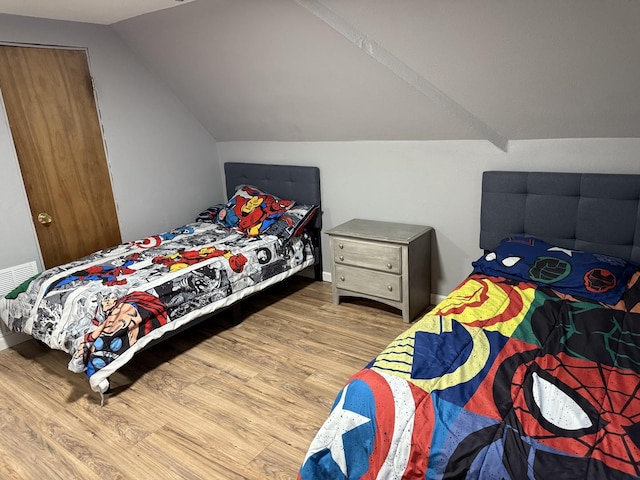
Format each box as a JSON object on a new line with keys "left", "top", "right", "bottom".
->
{"left": 224, "top": 162, "right": 323, "bottom": 280}
{"left": 224, "top": 162, "right": 322, "bottom": 230}
{"left": 480, "top": 171, "right": 640, "bottom": 263}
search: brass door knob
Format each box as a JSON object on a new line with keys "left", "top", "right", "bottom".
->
{"left": 37, "top": 212, "right": 53, "bottom": 225}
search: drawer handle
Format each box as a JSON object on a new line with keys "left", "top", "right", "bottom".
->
{"left": 340, "top": 275, "right": 345, "bottom": 281}
{"left": 339, "top": 255, "right": 344, "bottom": 261}
{"left": 338, "top": 243, "right": 344, "bottom": 249}
{"left": 387, "top": 285, "right": 393, "bottom": 291}
{"left": 387, "top": 263, "right": 393, "bottom": 269}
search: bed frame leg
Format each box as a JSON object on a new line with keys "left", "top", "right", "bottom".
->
{"left": 98, "top": 382, "right": 111, "bottom": 407}
{"left": 312, "top": 231, "right": 323, "bottom": 281}
{"left": 314, "top": 261, "right": 323, "bottom": 281}
{"left": 231, "top": 303, "right": 243, "bottom": 324}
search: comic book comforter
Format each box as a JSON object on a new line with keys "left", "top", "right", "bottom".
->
{"left": 299, "top": 236, "right": 640, "bottom": 479}
{"left": 0, "top": 221, "right": 314, "bottom": 395}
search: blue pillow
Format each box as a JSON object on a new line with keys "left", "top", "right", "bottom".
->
{"left": 472, "top": 236, "right": 638, "bottom": 304}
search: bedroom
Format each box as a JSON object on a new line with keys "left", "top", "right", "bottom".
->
{"left": 0, "top": 1, "right": 639, "bottom": 478}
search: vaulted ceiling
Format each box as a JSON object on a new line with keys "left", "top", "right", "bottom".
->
{"left": 0, "top": 0, "right": 195, "bottom": 24}
{"left": 2, "top": 0, "right": 640, "bottom": 150}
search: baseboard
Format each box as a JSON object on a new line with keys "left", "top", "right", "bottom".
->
{"left": 0, "top": 330, "right": 30, "bottom": 351}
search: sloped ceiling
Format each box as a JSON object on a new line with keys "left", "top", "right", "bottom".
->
{"left": 0, "top": 0, "right": 195, "bottom": 24}
{"left": 5, "top": 0, "right": 640, "bottom": 148}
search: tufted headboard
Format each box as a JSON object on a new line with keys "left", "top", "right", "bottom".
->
{"left": 480, "top": 171, "right": 640, "bottom": 262}
{"left": 224, "top": 162, "right": 321, "bottom": 230}
{"left": 224, "top": 162, "right": 323, "bottom": 279}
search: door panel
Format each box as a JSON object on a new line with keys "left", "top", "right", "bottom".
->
{"left": 0, "top": 45, "right": 121, "bottom": 268}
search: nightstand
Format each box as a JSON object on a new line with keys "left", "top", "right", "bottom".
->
{"left": 326, "top": 219, "right": 432, "bottom": 323}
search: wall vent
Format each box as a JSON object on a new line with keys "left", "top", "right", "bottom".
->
{"left": 0, "top": 261, "right": 38, "bottom": 349}
{"left": 0, "top": 261, "right": 39, "bottom": 298}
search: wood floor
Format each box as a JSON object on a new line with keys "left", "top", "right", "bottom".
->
{"left": 0, "top": 277, "right": 415, "bottom": 479}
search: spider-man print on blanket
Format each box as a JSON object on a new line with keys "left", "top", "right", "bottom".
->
{"left": 300, "top": 274, "right": 640, "bottom": 479}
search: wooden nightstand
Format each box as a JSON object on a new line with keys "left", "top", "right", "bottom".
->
{"left": 326, "top": 219, "right": 432, "bottom": 323}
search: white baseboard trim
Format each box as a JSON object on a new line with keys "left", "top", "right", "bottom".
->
{"left": 431, "top": 293, "right": 447, "bottom": 306}
{"left": 0, "top": 331, "right": 30, "bottom": 351}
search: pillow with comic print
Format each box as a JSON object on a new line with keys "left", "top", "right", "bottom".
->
{"left": 263, "top": 204, "right": 319, "bottom": 243}
{"left": 217, "top": 185, "right": 295, "bottom": 236}
{"left": 472, "top": 236, "right": 639, "bottom": 304}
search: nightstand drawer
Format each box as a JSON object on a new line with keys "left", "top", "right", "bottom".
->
{"left": 327, "top": 219, "right": 432, "bottom": 323}
{"left": 332, "top": 238, "right": 402, "bottom": 274}
{"left": 334, "top": 265, "right": 402, "bottom": 302}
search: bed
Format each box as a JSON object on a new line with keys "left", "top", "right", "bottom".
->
{"left": 0, "top": 162, "right": 322, "bottom": 402}
{"left": 299, "top": 171, "right": 640, "bottom": 479}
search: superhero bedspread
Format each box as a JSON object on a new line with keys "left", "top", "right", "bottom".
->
{"left": 0, "top": 200, "right": 316, "bottom": 397}
{"left": 299, "top": 236, "right": 640, "bottom": 479}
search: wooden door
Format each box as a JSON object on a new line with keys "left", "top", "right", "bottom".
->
{"left": 0, "top": 45, "right": 121, "bottom": 268}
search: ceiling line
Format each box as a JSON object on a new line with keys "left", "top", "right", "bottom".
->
{"left": 295, "top": 0, "right": 509, "bottom": 152}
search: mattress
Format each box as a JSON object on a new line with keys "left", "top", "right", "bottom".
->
{"left": 0, "top": 221, "right": 314, "bottom": 394}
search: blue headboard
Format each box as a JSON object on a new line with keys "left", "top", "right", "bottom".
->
{"left": 480, "top": 171, "right": 640, "bottom": 262}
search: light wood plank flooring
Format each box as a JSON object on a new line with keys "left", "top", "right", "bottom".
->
{"left": 0, "top": 277, "right": 416, "bottom": 479}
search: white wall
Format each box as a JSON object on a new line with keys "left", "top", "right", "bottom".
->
{"left": 217, "top": 138, "right": 640, "bottom": 298}
{"left": 0, "top": 14, "right": 223, "bottom": 271}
